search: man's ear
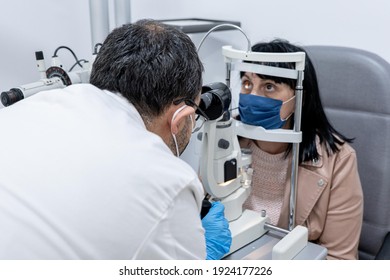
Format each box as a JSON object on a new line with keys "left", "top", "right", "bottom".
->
{"left": 170, "top": 105, "right": 194, "bottom": 135}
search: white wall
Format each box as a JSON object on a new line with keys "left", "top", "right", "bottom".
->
{"left": 131, "top": 0, "right": 390, "bottom": 62}
{"left": 1, "top": 0, "right": 389, "bottom": 93}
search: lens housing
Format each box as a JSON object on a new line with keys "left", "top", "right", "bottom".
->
{"left": 1, "top": 88, "right": 24, "bottom": 107}
{"left": 198, "top": 82, "right": 231, "bottom": 120}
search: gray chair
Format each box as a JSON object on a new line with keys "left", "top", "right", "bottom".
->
{"left": 304, "top": 45, "right": 390, "bottom": 260}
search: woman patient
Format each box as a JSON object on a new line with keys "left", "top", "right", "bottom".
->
{"left": 238, "top": 39, "right": 363, "bottom": 259}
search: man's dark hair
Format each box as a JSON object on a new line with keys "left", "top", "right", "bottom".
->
{"left": 90, "top": 19, "right": 203, "bottom": 119}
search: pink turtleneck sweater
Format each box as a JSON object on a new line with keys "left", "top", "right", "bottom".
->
{"left": 243, "top": 141, "right": 291, "bottom": 225}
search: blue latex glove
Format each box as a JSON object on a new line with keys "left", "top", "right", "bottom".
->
{"left": 201, "top": 201, "right": 232, "bottom": 260}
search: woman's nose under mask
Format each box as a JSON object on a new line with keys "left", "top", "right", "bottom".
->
{"left": 238, "top": 93, "right": 295, "bottom": 129}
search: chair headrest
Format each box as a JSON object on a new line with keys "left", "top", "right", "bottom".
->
{"left": 304, "top": 45, "right": 390, "bottom": 114}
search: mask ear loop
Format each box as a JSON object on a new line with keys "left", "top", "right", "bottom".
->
{"left": 171, "top": 105, "right": 188, "bottom": 156}
{"left": 281, "top": 95, "right": 296, "bottom": 121}
{"left": 172, "top": 134, "right": 180, "bottom": 157}
{"left": 189, "top": 114, "right": 195, "bottom": 131}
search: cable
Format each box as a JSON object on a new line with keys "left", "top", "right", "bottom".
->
{"left": 69, "top": 59, "right": 89, "bottom": 72}
{"left": 93, "top": 43, "right": 103, "bottom": 55}
{"left": 229, "top": 106, "right": 239, "bottom": 112}
{"left": 52, "top": 46, "right": 84, "bottom": 69}
{"left": 197, "top": 23, "right": 252, "bottom": 53}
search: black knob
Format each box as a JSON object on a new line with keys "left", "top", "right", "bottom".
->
{"left": 218, "top": 139, "right": 230, "bottom": 149}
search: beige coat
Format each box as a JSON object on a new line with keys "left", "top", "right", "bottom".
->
{"left": 276, "top": 140, "right": 364, "bottom": 260}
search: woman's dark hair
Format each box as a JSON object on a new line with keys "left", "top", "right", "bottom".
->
{"left": 241, "top": 39, "right": 352, "bottom": 163}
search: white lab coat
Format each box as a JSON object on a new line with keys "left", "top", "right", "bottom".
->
{"left": 0, "top": 84, "right": 206, "bottom": 259}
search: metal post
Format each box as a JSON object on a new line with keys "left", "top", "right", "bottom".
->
{"left": 288, "top": 70, "right": 304, "bottom": 231}
{"left": 114, "top": 0, "right": 131, "bottom": 27}
{"left": 89, "top": 0, "right": 110, "bottom": 52}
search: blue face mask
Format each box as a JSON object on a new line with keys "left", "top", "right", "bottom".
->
{"left": 238, "top": 93, "right": 294, "bottom": 129}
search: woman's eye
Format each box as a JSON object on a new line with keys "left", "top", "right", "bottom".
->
{"left": 265, "top": 83, "right": 275, "bottom": 91}
{"left": 242, "top": 80, "right": 252, "bottom": 90}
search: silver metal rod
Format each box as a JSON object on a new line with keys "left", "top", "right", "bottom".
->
{"left": 264, "top": 222, "right": 290, "bottom": 235}
{"left": 225, "top": 62, "right": 231, "bottom": 88}
{"left": 288, "top": 70, "right": 304, "bottom": 231}
{"left": 289, "top": 143, "right": 299, "bottom": 230}
{"left": 197, "top": 24, "right": 251, "bottom": 53}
